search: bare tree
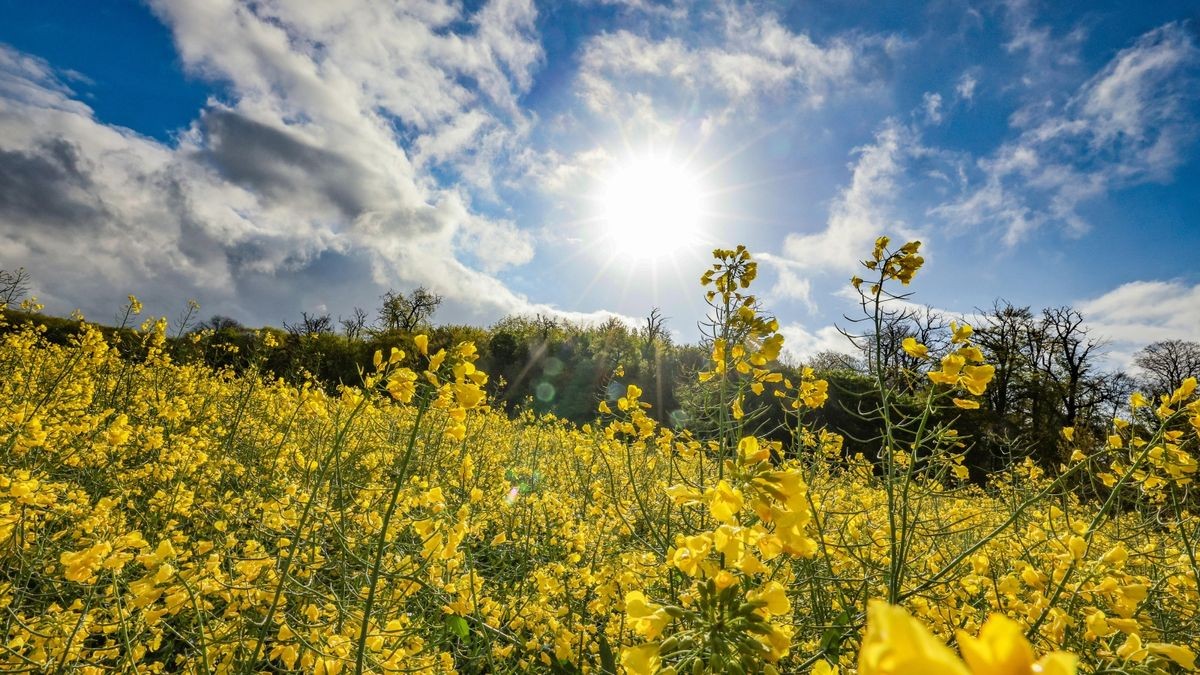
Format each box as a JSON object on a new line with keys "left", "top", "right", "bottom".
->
{"left": 0, "top": 267, "right": 31, "bottom": 308}
{"left": 1041, "top": 306, "right": 1104, "bottom": 427}
{"left": 378, "top": 286, "right": 442, "bottom": 332}
{"left": 1133, "top": 339, "right": 1200, "bottom": 399}
{"left": 339, "top": 307, "right": 369, "bottom": 341}
{"left": 643, "top": 307, "right": 667, "bottom": 347}
{"left": 1094, "top": 370, "right": 1137, "bottom": 424}
{"left": 861, "top": 304, "right": 946, "bottom": 390}
{"left": 285, "top": 312, "right": 334, "bottom": 337}
{"left": 975, "top": 301, "right": 1035, "bottom": 419}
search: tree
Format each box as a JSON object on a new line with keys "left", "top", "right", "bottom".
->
{"left": 975, "top": 301, "right": 1035, "bottom": 421}
{"left": 1041, "top": 306, "right": 1104, "bottom": 427}
{"left": 285, "top": 312, "right": 333, "bottom": 337}
{"left": 378, "top": 286, "right": 442, "bottom": 333}
{"left": 0, "top": 267, "right": 31, "bottom": 308}
{"left": 1133, "top": 339, "right": 1200, "bottom": 400}
{"left": 859, "top": 304, "right": 946, "bottom": 392}
{"left": 642, "top": 307, "right": 667, "bottom": 348}
{"left": 199, "top": 315, "right": 244, "bottom": 332}
{"left": 339, "top": 307, "right": 369, "bottom": 341}
{"left": 805, "top": 350, "right": 866, "bottom": 373}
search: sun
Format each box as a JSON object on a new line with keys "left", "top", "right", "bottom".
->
{"left": 595, "top": 153, "right": 707, "bottom": 260}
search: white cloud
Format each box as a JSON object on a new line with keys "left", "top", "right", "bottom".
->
{"left": 779, "top": 322, "right": 856, "bottom": 362}
{"left": 933, "top": 22, "right": 1199, "bottom": 245}
{"left": 0, "top": 2, "right": 630, "bottom": 326}
{"left": 922, "top": 92, "right": 943, "bottom": 124}
{"left": 956, "top": 72, "right": 977, "bottom": 102}
{"left": 1001, "top": 0, "right": 1086, "bottom": 76}
{"left": 758, "top": 252, "right": 816, "bottom": 313}
{"left": 1079, "top": 280, "right": 1200, "bottom": 351}
{"left": 574, "top": 4, "right": 894, "bottom": 139}
{"left": 779, "top": 118, "right": 919, "bottom": 273}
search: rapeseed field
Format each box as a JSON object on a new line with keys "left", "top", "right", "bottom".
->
{"left": 1, "top": 239, "right": 1196, "bottom": 674}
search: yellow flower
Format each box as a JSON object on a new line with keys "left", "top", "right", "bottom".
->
{"left": 961, "top": 364, "right": 995, "bottom": 396}
{"left": 454, "top": 382, "right": 485, "bottom": 409}
{"left": 861, "top": 603, "right": 1078, "bottom": 675}
{"left": 414, "top": 334, "right": 429, "bottom": 355}
{"left": 902, "top": 337, "right": 929, "bottom": 359}
{"left": 618, "top": 384, "right": 643, "bottom": 411}
{"left": 427, "top": 348, "right": 447, "bottom": 372}
{"left": 929, "top": 353, "right": 966, "bottom": 385}
{"left": 749, "top": 580, "right": 791, "bottom": 615}
{"left": 625, "top": 591, "right": 671, "bottom": 639}
{"left": 813, "top": 661, "right": 840, "bottom": 675}
{"left": 1170, "top": 377, "right": 1197, "bottom": 404}
{"left": 739, "top": 435, "right": 769, "bottom": 465}
{"left": 872, "top": 236, "right": 891, "bottom": 262}
{"left": 859, "top": 600, "right": 969, "bottom": 675}
{"left": 957, "top": 614, "right": 1034, "bottom": 675}
{"left": 953, "top": 398, "right": 980, "bottom": 410}
{"left": 386, "top": 368, "right": 418, "bottom": 403}
{"left": 621, "top": 643, "right": 661, "bottom": 675}
{"left": 708, "top": 480, "right": 744, "bottom": 524}
{"left": 1146, "top": 643, "right": 1196, "bottom": 670}
{"left": 950, "top": 321, "right": 974, "bottom": 344}
{"left": 958, "top": 613, "right": 1077, "bottom": 675}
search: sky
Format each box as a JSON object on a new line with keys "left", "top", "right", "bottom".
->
{"left": 1, "top": 0, "right": 1198, "bottom": 366}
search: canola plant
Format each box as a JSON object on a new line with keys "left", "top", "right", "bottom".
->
{"left": 0, "top": 238, "right": 1197, "bottom": 674}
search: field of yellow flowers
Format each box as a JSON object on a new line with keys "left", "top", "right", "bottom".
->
{"left": 1, "top": 239, "right": 1197, "bottom": 674}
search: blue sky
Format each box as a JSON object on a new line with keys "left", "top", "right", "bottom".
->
{"left": 1, "top": 0, "right": 1197, "bottom": 364}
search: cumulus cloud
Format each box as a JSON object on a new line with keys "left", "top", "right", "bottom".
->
{"left": 933, "top": 22, "right": 1200, "bottom": 245}
{"left": 0, "top": 1, "right": 584, "bottom": 326}
{"left": 1078, "top": 280, "right": 1200, "bottom": 366}
{"left": 777, "top": 118, "right": 921, "bottom": 274}
{"left": 779, "top": 322, "right": 856, "bottom": 362}
{"left": 575, "top": 3, "right": 897, "bottom": 137}
{"left": 757, "top": 252, "right": 816, "bottom": 313}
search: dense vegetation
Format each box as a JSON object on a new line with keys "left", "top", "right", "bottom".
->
{"left": 3, "top": 261, "right": 1197, "bottom": 479}
{"left": 0, "top": 239, "right": 1197, "bottom": 673}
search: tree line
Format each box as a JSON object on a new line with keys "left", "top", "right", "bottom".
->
{"left": 2, "top": 270, "right": 1197, "bottom": 477}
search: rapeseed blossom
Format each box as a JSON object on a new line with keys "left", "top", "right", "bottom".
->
{"left": 0, "top": 237, "right": 1196, "bottom": 673}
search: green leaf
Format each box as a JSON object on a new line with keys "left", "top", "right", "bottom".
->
{"left": 598, "top": 633, "right": 617, "bottom": 674}
{"left": 445, "top": 615, "right": 469, "bottom": 640}
{"left": 818, "top": 609, "right": 852, "bottom": 662}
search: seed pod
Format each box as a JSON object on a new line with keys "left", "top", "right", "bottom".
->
{"left": 736, "top": 599, "right": 768, "bottom": 616}
{"left": 660, "top": 636, "right": 680, "bottom": 654}
{"left": 663, "top": 605, "right": 687, "bottom": 619}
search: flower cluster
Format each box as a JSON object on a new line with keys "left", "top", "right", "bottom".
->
{"left": 0, "top": 237, "right": 1197, "bottom": 674}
